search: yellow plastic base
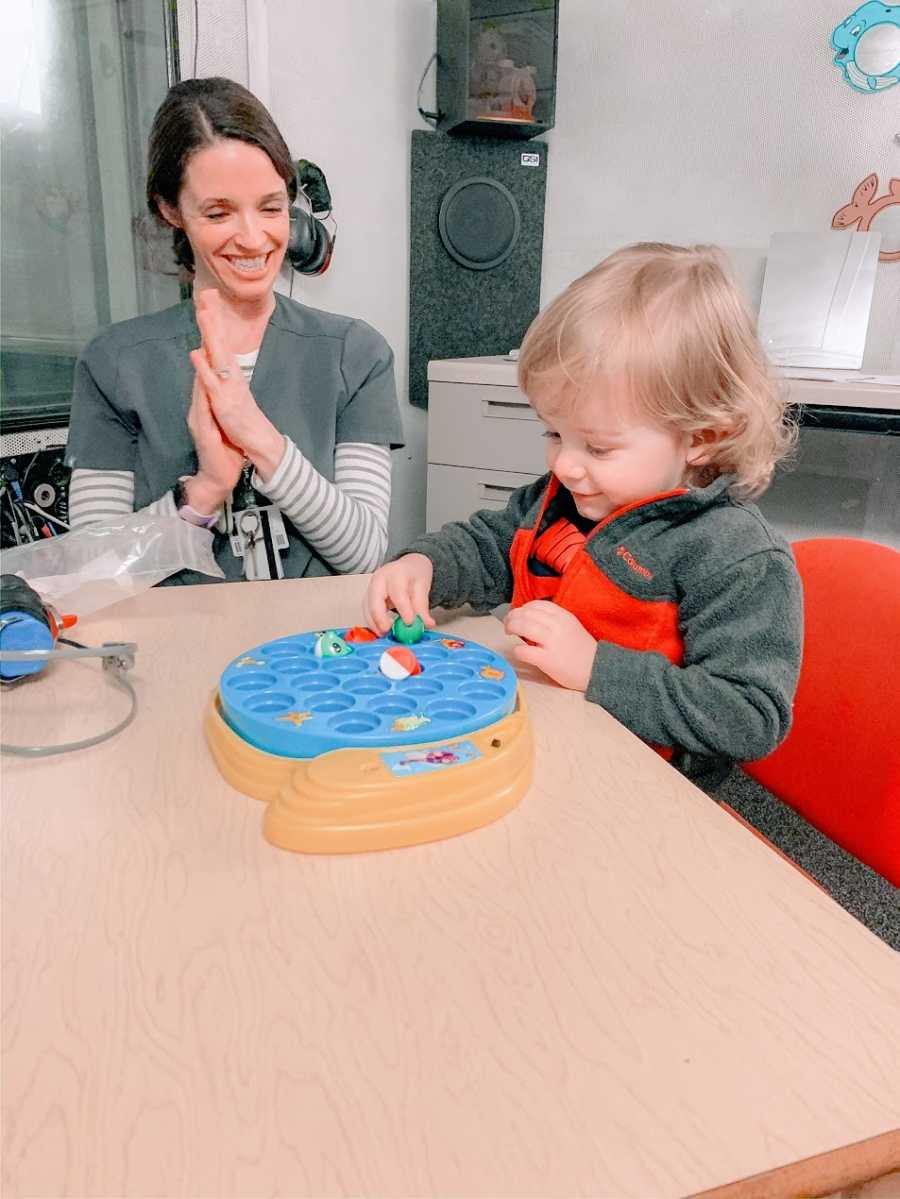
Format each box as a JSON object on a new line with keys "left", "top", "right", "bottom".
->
{"left": 204, "top": 688, "right": 533, "bottom": 854}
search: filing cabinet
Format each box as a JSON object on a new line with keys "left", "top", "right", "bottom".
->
{"left": 426, "top": 356, "right": 543, "bottom": 530}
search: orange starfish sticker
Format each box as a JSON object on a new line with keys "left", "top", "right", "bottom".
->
{"left": 278, "top": 711, "right": 313, "bottom": 727}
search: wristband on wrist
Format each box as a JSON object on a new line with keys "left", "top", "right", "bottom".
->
{"left": 173, "top": 477, "right": 219, "bottom": 528}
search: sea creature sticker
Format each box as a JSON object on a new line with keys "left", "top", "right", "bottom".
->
{"left": 831, "top": 2, "right": 900, "bottom": 92}
{"left": 441, "top": 638, "right": 465, "bottom": 650}
{"left": 382, "top": 740, "right": 481, "bottom": 776}
{"left": 391, "top": 714, "right": 431, "bottom": 733}
{"left": 832, "top": 174, "right": 900, "bottom": 262}
{"left": 236, "top": 656, "right": 265, "bottom": 668}
{"left": 278, "top": 711, "right": 313, "bottom": 727}
{"left": 480, "top": 666, "right": 505, "bottom": 681}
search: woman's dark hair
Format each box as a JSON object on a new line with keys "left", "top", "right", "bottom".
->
{"left": 146, "top": 77, "right": 297, "bottom": 272}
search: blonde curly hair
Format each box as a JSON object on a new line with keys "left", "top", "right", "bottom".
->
{"left": 518, "top": 243, "right": 796, "bottom": 497}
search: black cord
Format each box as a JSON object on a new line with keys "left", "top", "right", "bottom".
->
{"left": 1, "top": 491, "right": 19, "bottom": 547}
{"left": 193, "top": 0, "right": 199, "bottom": 76}
{"left": 417, "top": 52, "right": 440, "bottom": 125}
{"left": 18, "top": 454, "right": 48, "bottom": 540}
{"left": 20, "top": 452, "right": 37, "bottom": 495}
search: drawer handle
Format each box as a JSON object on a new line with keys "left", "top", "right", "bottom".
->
{"left": 482, "top": 398, "right": 536, "bottom": 421}
{"left": 478, "top": 482, "right": 519, "bottom": 501}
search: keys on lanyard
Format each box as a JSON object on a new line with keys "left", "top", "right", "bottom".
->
{"left": 226, "top": 465, "right": 288, "bottom": 580}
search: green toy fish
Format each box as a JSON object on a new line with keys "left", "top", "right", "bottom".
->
{"left": 314, "top": 630, "right": 354, "bottom": 659}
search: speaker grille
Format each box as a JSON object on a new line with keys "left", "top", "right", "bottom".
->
{"left": 409, "top": 130, "right": 547, "bottom": 408}
{"left": 438, "top": 178, "right": 521, "bottom": 271}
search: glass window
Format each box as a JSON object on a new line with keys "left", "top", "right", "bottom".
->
{"left": 0, "top": 0, "right": 180, "bottom": 431}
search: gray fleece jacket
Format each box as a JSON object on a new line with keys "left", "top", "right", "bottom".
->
{"left": 403, "top": 473, "right": 803, "bottom": 788}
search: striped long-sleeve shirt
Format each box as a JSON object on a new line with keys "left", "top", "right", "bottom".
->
{"left": 68, "top": 349, "right": 392, "bottom": 575}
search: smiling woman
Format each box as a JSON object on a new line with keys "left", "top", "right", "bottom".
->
{"left": 169, "top": 145, "right": 291, "bottom": 292}
{"left": 66, "top": 77, "right": 404, "bottom": 583}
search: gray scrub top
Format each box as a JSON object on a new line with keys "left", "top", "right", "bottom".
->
{"left": 66, "top": 293, "right": 404, "bottom": 584}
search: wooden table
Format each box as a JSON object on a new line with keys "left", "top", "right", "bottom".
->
{"left": 2, "top": 576, "right": 899, "bottom": 1199}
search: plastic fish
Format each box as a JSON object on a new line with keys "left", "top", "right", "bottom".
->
{"left": 392, "top": 614, "right": 425, "bottom": 645}
{"left": 314, "top": 630, "right": 354, "bottom": 658}
{"left": 480, "top": 666, "right": 505, "bottom": 680}
{"left": 441, "top": 638, "right": 465, "bottom": 650}
{"left": 344, "top": 625, "right": 379, "bottom": 642}
{"left": 380, "top": 647, "right": 422, "bottom": 679}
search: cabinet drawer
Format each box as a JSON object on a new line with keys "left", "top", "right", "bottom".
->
{"left": 426, "top": 464, "right": 541, "bottom": 532}
{"left": 428, "top": 381, "right": 546, "bottom": 474}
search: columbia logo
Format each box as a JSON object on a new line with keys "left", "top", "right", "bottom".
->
{"left": 616, "top": 545, "right": 653, "bottom": 579}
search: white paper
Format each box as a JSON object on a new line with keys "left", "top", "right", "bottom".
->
{"left": 758, "top": 231, "right": 881, "bottom": 370}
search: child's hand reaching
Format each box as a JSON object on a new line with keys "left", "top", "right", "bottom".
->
{"left": 365, "top": 554, "right": 437, "bottom": 636}
{"left": 504, "top": 601, "right": 596, "bottom": 692}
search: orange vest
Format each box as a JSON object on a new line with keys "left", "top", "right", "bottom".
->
{"left": 509, "top": 476, "right": 689, "bottom": 757}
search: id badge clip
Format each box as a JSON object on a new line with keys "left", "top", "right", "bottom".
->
{"left": 227, "top": 503, "right": 288, "bottom": 580}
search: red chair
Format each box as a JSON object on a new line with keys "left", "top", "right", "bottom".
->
{"left": 744, "top": 537, "right": 900, "bottom": 886}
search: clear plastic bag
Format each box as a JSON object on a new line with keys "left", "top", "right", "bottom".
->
{"left": 1, "top": 514, "right": 224, "bottom": 617}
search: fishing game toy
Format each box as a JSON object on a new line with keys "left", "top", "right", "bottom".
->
{"left": 205, "top": 626, "right": 533, "bottom": 854}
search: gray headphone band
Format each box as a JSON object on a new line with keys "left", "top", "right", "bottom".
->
{"left": 0, "top": 642, "right": 139, "bottom": 757}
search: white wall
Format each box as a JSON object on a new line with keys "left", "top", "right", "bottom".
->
{"left": 264, "top": 0, "right": 435, "bottom": 553}
{"left": 541, "top": 0, "right": 900, "bottom": 372}
{"left": 216, "top": 0, "right": 898, "bottom": 550}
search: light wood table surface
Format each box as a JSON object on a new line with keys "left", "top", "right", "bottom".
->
{"left": 2, "top": 575, "right": 899, "bottom": 1199}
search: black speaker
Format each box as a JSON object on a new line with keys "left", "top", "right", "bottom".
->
{"left": 408, "top": 129, "right": 548, "bottom": 408}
